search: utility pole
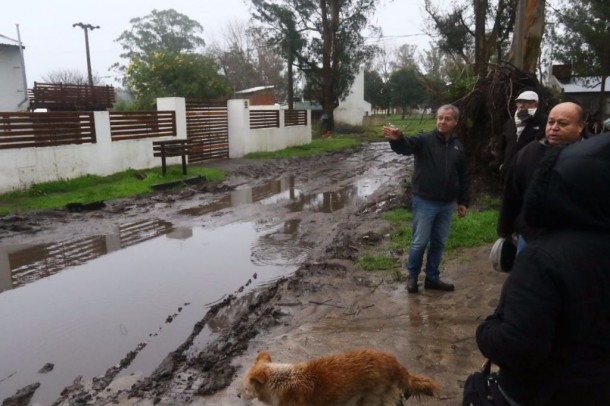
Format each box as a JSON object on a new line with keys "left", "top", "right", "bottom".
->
{"left": 72, "top": 23, "right": 99, "bottom": 87}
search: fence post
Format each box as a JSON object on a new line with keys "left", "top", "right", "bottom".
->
{"left": 93, "top": 111, "right": 113, "bottom": 174}
{"left": 157, "top": 97, "right": 187, "bottom": 140}
{"left": 227, "top": 99, "right": 250, "bottom": 158}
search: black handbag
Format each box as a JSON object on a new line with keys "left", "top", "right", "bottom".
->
{"left": 462, "top": 360, "right": 510, "bottom": 406}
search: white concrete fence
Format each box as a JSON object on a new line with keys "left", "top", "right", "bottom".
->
{"left": 0, "top": 97, "right": 311, "bottom": 194}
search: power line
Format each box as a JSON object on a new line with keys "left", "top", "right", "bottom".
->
{"left": 364, "top": 33, "right": 428, "bottom": 39}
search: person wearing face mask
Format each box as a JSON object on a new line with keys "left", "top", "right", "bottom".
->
{"left": 498, "top": 90, "right": 546, "bottom": 182}
{"left": 477, "top": 132, "right": 610, "bottom": 406}
{"left": 497, "top": 102, "right": 587, "bottom": 253}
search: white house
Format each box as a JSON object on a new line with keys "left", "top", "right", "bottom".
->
{"left": 0, "top": 33, "right": 28, "bottom": 111}
{"left": 334, "top": 67, "right": 370, "bottom": 127}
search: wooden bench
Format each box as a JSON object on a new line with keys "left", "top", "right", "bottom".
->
{"left": 153, "top": 140, "right": 190, "bottom": 176}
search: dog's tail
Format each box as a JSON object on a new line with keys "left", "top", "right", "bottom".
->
{"left": 402, "top": 368, "right": 438, "bottom": 400}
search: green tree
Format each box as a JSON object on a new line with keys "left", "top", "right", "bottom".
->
{"left": 115, "top": 9, "right": 205, "bottom": 63}
{"left": 552, "top": 0, "right": 610, "bottom": 116}
{"left": 251, "top": 2, "right": 306, "bottom": 109}
{"left": 115, "top": 9, "right": 229, "bottom": 108}
{"left": 392, "top": 44, "right": 419, "bottom": 70}
{"left": 364, "top": 69, "right": 388, "bottom": 113}
{"left": 125, "top": 52, "right": 231, "bottom": 109}
{"left": 388, "top": 68, "right": 426, "bottom": 118}
{"left": 423, "top": 0, "right": 519, "bottom": 76}
{"left": 251, "top": 0, "right": 379, "bottom": 132}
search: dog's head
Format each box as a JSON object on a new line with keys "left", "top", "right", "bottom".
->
{"left": 239, "top": 351, "right": 273, "bottom": 401}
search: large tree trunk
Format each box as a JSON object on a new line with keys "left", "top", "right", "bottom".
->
{"left": 287, "top": 53, "right": 294, "bottom": 110}
{"left": 473, "top": 0, "right": 488, "bottom": 77}
{"left": 509, "top": 0, "right": 546, "bottom": 73}
{"left": 319, "top": 0, "right": 340, "bottom": 132}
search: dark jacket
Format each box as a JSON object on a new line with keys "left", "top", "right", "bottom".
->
{"left": 496, "top": 139, "right": 549, "bottom": 240}
{"left": 497, "top": 131, "right": 591, "bottom": 240}
{"left": 499, "top": 110, "right": 547, "bottom": 181}
{"left": 477, "top": 134, "right": 610, "bottom": 405}
{"left": 389, "top": 130, "right": 469, "bottom": 206}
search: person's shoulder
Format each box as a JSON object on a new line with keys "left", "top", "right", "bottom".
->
{"left": 520, "top": 139, "right": 546, "bottom": 153}
{"left": 411, "top": 130, "right": 435, "bottom": 142}
{"left": 418, "top": 129, "right": 435, "bottom": 137}
{"left": 515, "top": 139, "right": 546, "bottom": 164}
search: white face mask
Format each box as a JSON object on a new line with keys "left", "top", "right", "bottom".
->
{"left": 515, "top": 108, "right": 537, "bottom": 125}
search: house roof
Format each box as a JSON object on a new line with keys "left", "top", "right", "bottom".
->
{"left": 235, "top": 85, "right": 275, "bottom": 94}
{"left": 556, "top": 76, "right": 610, "bottom": 94}
{"left": 0, "top": 33, "right": 18, "bottom": 45}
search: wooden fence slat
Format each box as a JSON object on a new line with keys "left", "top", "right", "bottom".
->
{"left": 285, "top": 109, "right": 308, "bottom": 126}
{"left": 0, "top": 111, "right": 95, "bottom": 149}
{"left": 109, "top": 111, "right": 176, "bottom": 141}
{"left": 29, "top": 82, "right": 116, "bottom": 111}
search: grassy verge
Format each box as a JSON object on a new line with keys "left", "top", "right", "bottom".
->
{"left": 244, "top": 136, "right": 360, "bottom": 159}
{"left": 361, "top": 114, "right": 436, "bottom": 139}
{"left": 357, "top": 207, "right": 498, "bottom": 272}
{"left": 0, "top": 165, "right": 224, "bottom": 215}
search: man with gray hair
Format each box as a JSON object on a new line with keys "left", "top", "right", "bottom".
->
{"left": 384, "top": 105, "right": 470, "bottom": 293}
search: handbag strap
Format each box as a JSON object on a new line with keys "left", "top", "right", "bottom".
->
{"left": 481, "top": 358, "right": 571, "bottom": 405}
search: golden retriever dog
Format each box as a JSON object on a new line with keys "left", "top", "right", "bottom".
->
{"left": 239, "top": 348, "right": 438, "bottom": 405}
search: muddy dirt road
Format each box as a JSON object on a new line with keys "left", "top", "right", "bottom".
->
{"left": 0, "top": 142, "right": 507, "bottom": 405}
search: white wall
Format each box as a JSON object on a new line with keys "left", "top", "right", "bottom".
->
{"left": 0, "top": 98, "right": 187, "bottom": 193}
{"left": 228, "top": 102, "right": 312, "bottom": 158}
{"left": 0, "top": 45, "right": 27, "bottom": 112}
{"left": 0, "top": 97, "right": 312, "bottom": 193}
{"left": 334, "top": 67, "right": 366, "bottom": 127}
{"left": 0, "top": 111, "right": 184, "bottom": 193}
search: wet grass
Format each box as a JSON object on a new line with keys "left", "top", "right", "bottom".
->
{"left": 358, "top": 207, "right": 499, "bottom": 272}
{"left": 244, "top": 136, "right": 360, "bottom": 158}
{"left": 0, "top": 165, "right": 224, "bottom": 215}
{"left": 361, "top": 114, "right": 436, "bottom": 139}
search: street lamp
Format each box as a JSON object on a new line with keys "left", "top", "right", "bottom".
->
{"left": 72, "top": 22, "right": 100, "bottom": 87}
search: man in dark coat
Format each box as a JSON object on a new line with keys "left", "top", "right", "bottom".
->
{"left": 477, "top": 133, "right": 610, "bottom": 405}
{"left": 384, "top": 105, "right": 469, "bottom": 293}
{"left": 498, "top": 90, "right": 546, "bottom": 182}
{"left": 497, "top": 102, "right": 586, "bottom": 252}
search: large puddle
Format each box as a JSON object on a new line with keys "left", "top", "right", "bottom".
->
{"left": 0, "top": 220, "right": 310, "bottom": 403}
{"left": 0, "top": 144, "right": 400, "bottom": 403}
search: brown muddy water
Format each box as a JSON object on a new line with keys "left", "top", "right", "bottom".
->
{"left": 0, "top": 221, "right": 302, "bottom": 404}
{"left": 0, "top": 157, "right": 391, "bottom": 404}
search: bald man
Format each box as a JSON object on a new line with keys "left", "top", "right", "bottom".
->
{"left": 497, "top": 102, "right": 587, "bottom": 252}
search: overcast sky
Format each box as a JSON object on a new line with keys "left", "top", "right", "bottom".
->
{"left": 1, "top": 0, "right": 440, "bottom": 87}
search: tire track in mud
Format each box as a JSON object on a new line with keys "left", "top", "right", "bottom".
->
{"left": 5, "top": 143, "right": 411, "bottom": 405}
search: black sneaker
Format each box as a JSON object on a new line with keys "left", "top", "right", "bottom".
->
{"left": 406, "top": 276, "right": 418, "bottom": 293}
{"left": 424, "top": 278, "right": 454, "bottom": 291}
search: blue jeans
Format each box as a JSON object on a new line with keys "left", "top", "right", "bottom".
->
{"left": 406, "top": 196, "right": 454, "bottom": 281}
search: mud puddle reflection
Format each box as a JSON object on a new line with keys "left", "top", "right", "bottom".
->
{"left": 0, "top": 220, "right": 306, "bottom": 404}
{"left": 182, "top": 168, "right": 392, "bottom": 216}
